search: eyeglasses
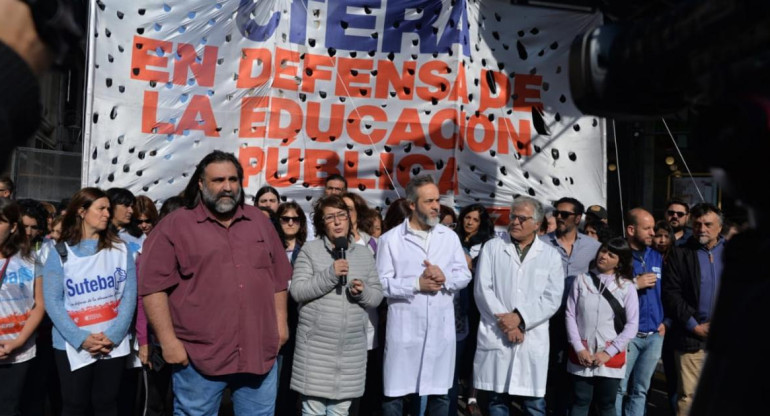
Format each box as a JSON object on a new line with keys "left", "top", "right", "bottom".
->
{"left": 280, "top": 216, "right": 300, "bottom": 224}
{"left": 553, "top": 210, "right": 577, "bottom": 219}
{"left": 445, "top": 222, "right": 457, "bottom": 229}
{"left": 137, "top": 219, "right": 154, "bottom": 225}
{"left": 666, "top": 210, "right": 687, "bottom": 218}
{"left": 509, "top": 214, "right": 533, "bottom": 224}
{"left": 322, "top": 211, "right": 349, "bottom": 223}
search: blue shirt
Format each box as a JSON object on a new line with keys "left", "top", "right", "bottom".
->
{"left": 42, "top": 240, "right": 137, "bottom": 351}
{"left": 691, "top": 237, "right": 725, "bottom": 331}
{"left": 540, "top": 232, "right": 601, "bottom": 304}
{"left": 632, "top": 247, "right": 666, "bottom": 333}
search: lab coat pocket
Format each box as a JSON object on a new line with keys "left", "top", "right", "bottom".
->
{"left": 476, "top": 321, "right": 507, "bottom": 351}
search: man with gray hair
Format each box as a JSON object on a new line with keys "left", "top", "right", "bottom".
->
{"left": 662, "top": 203, "right": 725, "bottom": 416}
{"left": 473, "top": 196, "right": 565, "bottom": 415}
{"left": 377, "top": 175, "right": 471, "bottom": 416}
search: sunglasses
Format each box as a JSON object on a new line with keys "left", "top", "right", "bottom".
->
{"left": 666, "top": 210, "right": 687, "bottom": 218}
{"left": 553, "top": 210, "right": 577, "bottom": 219}
{"left": 280, "top": 216, "right": 300, "bottom": 224}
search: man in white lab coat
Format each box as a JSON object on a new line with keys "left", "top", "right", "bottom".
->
{"left": 473, "top": 196, "right": 565, "bottom": 416}
{"left": 377, "top": 175, "right": 471, "bottom": 416}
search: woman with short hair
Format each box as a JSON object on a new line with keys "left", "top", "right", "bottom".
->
{"left": 42, "top": 188, "right": 137, "bottom": 416}
{"left": 133, "top": 195, "right": 158, "bottom": 236}
{"left": 290, "top": 195, "right": 383, "bottom": 415}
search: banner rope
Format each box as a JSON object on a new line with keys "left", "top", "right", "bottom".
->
{"left": 661, "top": 117, "right": 705, "bottom": 202}
{"left": 296, "top": 1, "right": 402, "bottom": 200}
{"left": 611, "top": 119, "right": 625, "bottom": 235}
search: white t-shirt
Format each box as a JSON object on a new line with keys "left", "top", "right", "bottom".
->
{"left": 0, "top": 255, "right": 38, "bottom": 364}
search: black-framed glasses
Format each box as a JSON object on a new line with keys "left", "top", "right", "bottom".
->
{"left": 666, "top": 210, "right": 686, "bottom": 218}
{"left": 553, "top": 210, "right": 577, "bottom": 219}
{"left": 280, "top": 216, "right": 300, "bottom": 224}
{"left": 323, "top": 211, "right": 349, "bottom": 223}
{"left": 445, "top": 222, "right": 457, "bottom": 229}
{"left": 509, "top": 214, "right": 532, "bottom": 224}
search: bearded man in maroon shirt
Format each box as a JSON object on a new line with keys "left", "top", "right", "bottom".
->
{"left": 139, "top": 150, "right": 292, "bottom": 415}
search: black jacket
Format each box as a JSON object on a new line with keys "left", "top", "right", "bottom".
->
{"left": 662, "top": 237, "right": 706, "bottom": 352}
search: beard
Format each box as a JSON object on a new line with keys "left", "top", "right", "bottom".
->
{"left": 416, "top": 209, "right": 439, "bottom": 227}
{"left": 555, "top": 221, "right": 573, "bottom": 236}
{"left": 697, "top": 234, "right": 711, "bottom": 245}
{"left": 201, "top": 185, "right": 241, "bottom": 214}
{"left": 633, "top": 234, "right": 650, "bottom": 248}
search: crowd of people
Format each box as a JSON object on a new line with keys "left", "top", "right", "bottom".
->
{"left": 0, "top": 152, "right": 732, "bottom": 416}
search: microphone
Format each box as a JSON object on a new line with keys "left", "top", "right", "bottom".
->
{"left": 333, "top": 237, "right": 348, "bottom": 286}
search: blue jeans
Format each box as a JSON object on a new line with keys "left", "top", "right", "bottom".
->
{"left": 488, "top": 392, "right": 546, "bottom": 416}
{"left": 382, "top": 394, "right": 448, "bottom": 416}
{"left": 172, "top": 361, "right": 278, "bottom": 416}
{"left": 616, "top": 333, "right": 664, "bottom": 416}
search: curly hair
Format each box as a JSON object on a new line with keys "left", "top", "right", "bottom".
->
{"left": 312, "top": 195, "right": 351, "bottom": 239}
{"left": 456, "top": 204, "right": 495, "bottom": 248}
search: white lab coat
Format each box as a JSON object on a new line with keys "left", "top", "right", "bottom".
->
{"left": 376, "top": 220, "right": 471, "bottom": 397}
{"left": 473, "top": 236, "right": 564, "bottom": 397}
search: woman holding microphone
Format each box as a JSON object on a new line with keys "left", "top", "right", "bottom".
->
{"left": 289, "top": 195, "right": 383, "bottom": 415}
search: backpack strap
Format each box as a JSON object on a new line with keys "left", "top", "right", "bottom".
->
{"left": 55, "top": 241, "right": 68, "bottom": 264}
{"left": 588, "top": 272, "right": 626, "bottom": 335}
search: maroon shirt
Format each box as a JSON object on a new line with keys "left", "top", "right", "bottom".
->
{"left": 138, "top": 202, "right": 291, "bottom": 376}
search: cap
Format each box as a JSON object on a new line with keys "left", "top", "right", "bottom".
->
{"left": 586, "top": 205, "right": 608, "bottom": 220}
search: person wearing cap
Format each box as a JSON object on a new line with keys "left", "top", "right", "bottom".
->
{"left": 585, "top": 205, "right": 609, "bottom": 225}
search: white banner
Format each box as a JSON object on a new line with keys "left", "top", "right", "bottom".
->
{"left": 83, "top": 0, "right": 605, "bottom": 223}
